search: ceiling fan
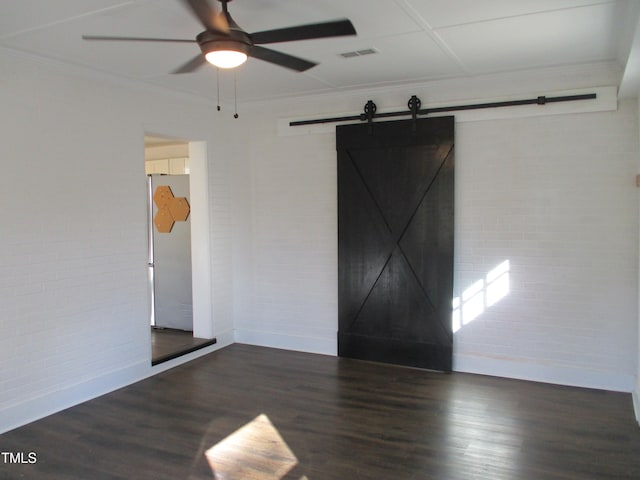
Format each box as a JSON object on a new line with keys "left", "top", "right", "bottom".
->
{"left": 82, "top": 0, "right": 357, "bottom": 73}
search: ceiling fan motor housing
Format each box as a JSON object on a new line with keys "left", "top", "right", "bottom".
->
{"left": 196, "top": 30, "right": 251, "bottom": 56}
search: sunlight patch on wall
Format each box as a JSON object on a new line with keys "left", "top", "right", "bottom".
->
{"left": 205, "top": 414, "right": 308, "bottom": 479}
{"left": 453, "top": 260, "right": 510, "bottom": 333}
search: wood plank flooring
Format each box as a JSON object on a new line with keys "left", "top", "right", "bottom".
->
{"left": 151, "top": 328, "right": 216, "bottom": 365}
{"left": 2, "top": 344, "right": 640, "bottom": 479}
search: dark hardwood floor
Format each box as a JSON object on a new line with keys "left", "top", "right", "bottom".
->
{"left": 2, "top": 344, "right": 639, "bottom": 479}
{"left": 151, "top": 328, "right": 216, "bottom": 365}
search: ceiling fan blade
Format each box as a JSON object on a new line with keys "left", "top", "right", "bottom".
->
{"left": 250, "top": 46, "right": 317, "bottom": 72}
{"left": 181, "top": 0, "right": 229, "bottom": 32}
{"left": 250, "top": 19, "right": 356, "bottom": 45}
{"left": 82, "top": 35, "right": 196, "bottom": 43}
{"left": 172, "top": 54, "right": 207, "bottom": 74}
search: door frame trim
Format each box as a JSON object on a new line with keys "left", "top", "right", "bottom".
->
{"left": 189, "top": 141, "right": 214, "bottom": 339}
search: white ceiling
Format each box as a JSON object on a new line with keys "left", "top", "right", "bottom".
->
{"left": 1, "top": 0, "right": 639, "bottom": 104}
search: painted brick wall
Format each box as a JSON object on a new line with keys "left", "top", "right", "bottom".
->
{"left": 2, "top": 47, "right": 635, "bottom": 435}
{"left": 233, "top": 67, "right": 638, "bottom": 392}
{"left": 0, "top": 55, "right": 148, "bottom": 429}
{"left": 233, "top": 115, "right": 338, "bottom": 353}
{"left": 0, "top": 50, "right": 234, "bottom": 432}
{"left": 208, "top": 119, "right": 245, "bottom": 340}
{"left": 453, "top": 102, "right": 638, "bottom": 390}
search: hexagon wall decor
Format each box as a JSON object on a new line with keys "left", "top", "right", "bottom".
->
{"left": 169, "top": 197, "right": 190, "bottom": 222}
{"left": 154, "top": 207, "right": 175, "bottom": 233}
{"left": 153, "top": 185, "right": 190, "bottom": 233}
{"left": 153, "top": 185, "right": 174, "bottom": 210}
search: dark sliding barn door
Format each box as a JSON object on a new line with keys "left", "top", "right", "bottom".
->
{"left": 337, "top": 117, "right": 454, "bottom": 371}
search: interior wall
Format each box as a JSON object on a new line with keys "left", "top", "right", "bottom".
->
{"left": 234, "top": 118, "right": 338, "bottom": 353}
{"left": 2, "top": 46, "right": 638, "bottom": 434}
{"left": 232, "top": 63, "right": 639, "bottom": 393}
{"left": 0, "top": 48, "right": 235, "bottom": 433}
{"left": 453, "top": 101, "right": 637, "bottom": 391}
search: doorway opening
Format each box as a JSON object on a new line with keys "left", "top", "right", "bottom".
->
{"left": 144, "top": 135, "right": 216, "bottom": 365}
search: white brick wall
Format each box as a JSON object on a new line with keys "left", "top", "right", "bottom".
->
{"left": 1, "top": 48, "right": 637, "bottom": 433}
{"left": 0, "top": 50, "right": 234, "bottom": 432}
{"left": 232, "top": 65, "right": 638, "bottom": 392}
{"left": 453, "top": 103, "right": 638, "bottom": 390}
{"left": 208, "top": 123, "right": 242, "bottom": 339}
{"left": 233, "top": 115, "right": 338, "bottom": 353}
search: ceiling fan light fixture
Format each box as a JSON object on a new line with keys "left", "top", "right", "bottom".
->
{"left": 202, "top": 38, "right": 250, "bottom": 69}
{"left": 205, "top": 49, "right": 247, "bottom": 69}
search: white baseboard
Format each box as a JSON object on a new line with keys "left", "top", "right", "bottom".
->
{"left": 5, "top": 337, "right": 631, "bottom": 434}
{"left": 234, "top": 329, "right": 336, "bottom": 356}
{"left": 0, "top": 360, "right": 149, "bottom": 434}
{"left": 454, "top": 353, "right": 634, "bottom": 393}
{"left": 232, "top": 332, "right": 635, "bottom": 394}
{"left": 1, "top": 329, "right": 236, "bottom": 435}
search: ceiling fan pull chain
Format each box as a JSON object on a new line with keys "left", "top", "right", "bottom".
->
{"left": 216, "top": 67, "right": 221, "bottom": 112}
{"left": 234, "top": 71, "right": 239, "bottom": 119}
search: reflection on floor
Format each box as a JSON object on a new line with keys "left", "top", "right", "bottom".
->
{"left": 205, "top": 413, "right": 309, "bottom": 479}
{"left": 151, "top": 327, "right": 216, "bottom": 365}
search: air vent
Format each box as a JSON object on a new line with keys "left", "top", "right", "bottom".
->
{"left": 339, "top": 48, "right": 378, "bottom": 58}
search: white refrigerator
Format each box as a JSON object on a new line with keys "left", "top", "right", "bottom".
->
{"left": 147, "top": 174, "right": 193, "bottom": 331}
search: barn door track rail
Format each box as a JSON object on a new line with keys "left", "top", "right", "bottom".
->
{"left": 289, "top": 93, "right": 597, "bottom": 127}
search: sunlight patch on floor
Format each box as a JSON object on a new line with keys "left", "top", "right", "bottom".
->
{"left": 205, "top": 414, "right": 308, "bottom": 480}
